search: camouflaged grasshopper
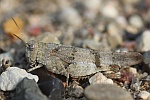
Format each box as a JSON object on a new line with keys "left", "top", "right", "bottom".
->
{"left": 26, "top": 41, "right": 143, "bottom": 78}
{"left": 12, "top": 18, "right": 143, "bottom": 79}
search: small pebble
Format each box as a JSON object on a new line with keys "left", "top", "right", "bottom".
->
{"left": 62, "top": 28, "right": 74, "bottom": 45}
{"left": 82, "top": 0, "right": 102, "bottom": 19}
{"left": 36, "top": 32, "right": 60, "bottom": 44}
{"left": 68, "top": 81, "right": 84, "bottom": 98}
{"left": 93, "top": 32, "right": 101, "bottom": 42}
{"left": 136, "top": 30, "right": 150, "bottom": 52}
{"left": 89, "top": 72, "right": 113, "bottom": 85}
{"left": 143, "top": 50, "right": 150, "bottom": 64}
{"left": 130, "top": 77, "right": 141, "bottom": 91}
{"left": 129, "top": 15, "right": 144, "bottom": 29}
{"left": 82, "top": 0, "right": 101, "bottom": 12}
{"left": 0, "top": 51, "right": 14, "bottom": 67}
{"left": 0, "top": 91, "right": 5, "bottom": 100}
{"left": 100, "top": 1, "right": 119, "bottom": 18}
{"left": 0, "top": 0, "right": 19, "bottom": 12}
{"left": 59, "top": 7, "right": 82, "bottom": 27}
{"left": 129, "top": 67, "right": 137, "bottom": 75}
{"left": 107, "top": 22, "right": 123, "bottom": 48}
{"left": 28, "top": 15, "right": 41, "bottom": 26}
{"left": 0, "top": 67, "right": 38, "bottom": 91}
{"left": 84, "top": 84, "right": 133, "bottom": 100}
{"left": 115, "top": 16, "right": 127, "bottom": 28}
{"left": 138, "top": 91, "right": 150, "bottom": 100}
{"left": 27, "top": 25, "right": 41, "bottom": 36}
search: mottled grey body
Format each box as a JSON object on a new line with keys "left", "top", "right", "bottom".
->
{"left": 26, "top": 40, "right": 143, "bottom": 78}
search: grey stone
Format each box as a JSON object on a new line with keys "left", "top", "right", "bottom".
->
{"left": 59, "top": 7, "right": 82, "bottom": 27}
{"left": 12, "top": 78, "right": 48, "bottom": 100}
{"left": 143, "top": 50, "right": 150, "bottom": 64}
{"left": 39, "top": 76, "right": 65, "bottom": 100}
{"left": 84, "top": 84, "right": 133, "bottom": 100}
{"left": 68, "top": 81, "right": 84, "bottom": 98}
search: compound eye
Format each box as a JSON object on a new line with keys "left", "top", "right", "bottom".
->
{"left": 27, "top": 43, "right": 35, "bottom": 51}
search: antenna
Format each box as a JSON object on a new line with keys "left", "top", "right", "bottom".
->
{"left": 11, "top": 17, "right": 27, "bottom": 44}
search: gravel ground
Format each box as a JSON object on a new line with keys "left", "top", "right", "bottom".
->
{"left": 0, "top": 0, "right": 150, "bottom": 100}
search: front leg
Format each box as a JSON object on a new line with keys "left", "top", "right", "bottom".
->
{"left": 27, "top": 63, "right": 43, "bottom": 72}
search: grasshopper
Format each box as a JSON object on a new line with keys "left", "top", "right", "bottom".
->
{"left": 26, "top": 40, "right": 143, "bottom": 78}
{"left": 11, "top": 18, "right": 143, "bottom": 79}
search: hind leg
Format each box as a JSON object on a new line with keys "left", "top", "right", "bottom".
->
{"left": 67, "top": 62, "right": 99, "bottom": 78}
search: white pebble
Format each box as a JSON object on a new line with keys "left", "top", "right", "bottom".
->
{"left": 107, "top": 22, "right": 123, "bottom": 47}
{"left": 129, "top": 67, "right": 137, "bottom": 75}
{"left": 82, "top": 0, "right": 102, "bottom": 19}
{"left": 136, "top": 30, "right": 150, "bottom": 52}
{"left": 0, "top": 67, "right": 39, "bottom": 91}
{"left": 59, "top": 7, "right": 82, "bottom": 27}
{"left": 116, "top": 16, "right": 127, "bottom": 28}
{"left": 89, "top": 72, "right": 113, "bottom": 84}
{"left": 129, "top": 15, "right": 144, "bottom": 29}
{"left": 100, "top": 2, "right": 119, "bottom": 18}
{"left": 82, "top": 0, "right": 101, "bottom": 11}
{"left": 138, "top": 91, "right": 150, "bottom": 100}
